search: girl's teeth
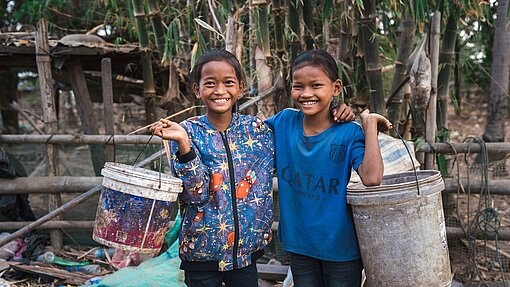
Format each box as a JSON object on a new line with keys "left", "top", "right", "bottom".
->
{"left": 213, "top": 99, "right": 229, "bottom": 103}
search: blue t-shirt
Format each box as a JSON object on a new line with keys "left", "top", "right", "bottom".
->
{"left": 266, "top": 108, "right": 365, "bottom": 262}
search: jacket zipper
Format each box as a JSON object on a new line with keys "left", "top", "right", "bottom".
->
{"left": 220, "top": 131, "right": 239, "bottom": 268}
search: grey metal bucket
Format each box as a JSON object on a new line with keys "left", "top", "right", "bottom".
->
{"left": 347, "top": 170, "right": 452, "bottom": 287}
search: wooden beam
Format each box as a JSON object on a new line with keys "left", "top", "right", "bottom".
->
{"left": 67, "top": 60, "right": 105, "bottom": 175}
{"left": 256, "top": 263, "right": 289, "bottom": 281}
{"left": 101, "top": 58, "right": 115, "bottom": 162}
{"left": 35, "top": 19, "right": 62, "bottom": 250}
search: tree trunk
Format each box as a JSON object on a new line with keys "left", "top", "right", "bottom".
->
{"left": 387, "top": 9, "right": 415, "bottom": 130}
{"left": 359, "top": 0, "right": 384, "bottom": 114}
{"left": 483, "top": 0, "right": 510, "bottom": 174}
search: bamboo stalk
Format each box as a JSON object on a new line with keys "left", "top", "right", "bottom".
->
{"left": 131, "top": 0, "right": 158, "bottom": 125}
{"left": 425, "top": 12, "right": 441, "bottom": 169}
{"left": 359, "top": 0, "right": 384, "bottom": 114}
{"left": 302, "top": 0, "right": 314, "bottom": 50}
{"left": 387, "top": 9, "right": 415, "bottom": 130}
{"left": 287, "top": 0, "right": 300, "bottom": 61}
{"left": 147, "top": 0, "right": 166, "bottom": 60}
{"left": 437, "top": 14, "right": 458, "bottom": 132}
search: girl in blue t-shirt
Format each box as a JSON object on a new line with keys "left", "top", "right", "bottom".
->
{"left": 265, "top": 49, "right": 391, "bottom": 287}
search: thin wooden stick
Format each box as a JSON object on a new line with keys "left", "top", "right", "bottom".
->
{"left": 128, "top": 105, "right": 204, "bottom": 135}
{"left": 9, "top": 102, "right": 44, "bottom": 134}
{"left": 77, "top": 247, "right": 98, "bottom": 260}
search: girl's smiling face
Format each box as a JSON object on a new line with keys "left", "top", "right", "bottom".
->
{"left": 193, "top": 60, "right": 245, "bottom": 118}
{"left": 291, "top": 65, "right": 342, "bottom": 120}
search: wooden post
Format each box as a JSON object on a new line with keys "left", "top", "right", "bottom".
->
{"left": 35, "top": 18, "right": 63, "bottom": 250}
{"left": 67, "top": 61, "right": 105, "bottom": 175}
{"left": 101, "top": 58, "right": 115, "bottom": 162}
{"left": 425, "top": 12, "right": 441, "bottom": 170}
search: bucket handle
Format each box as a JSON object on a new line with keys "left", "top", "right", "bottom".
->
{"left": 132, "top": 134, "right": 165, "bottom": 189}
{"left": 390, "top": 123, "right": 421, "bottom": 196}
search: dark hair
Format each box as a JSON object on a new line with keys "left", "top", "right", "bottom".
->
{"left": 191, "top": 49, "right": 245, "bottom": 85}
{"left": 291, "top": 49, "right": 339, "bottom": 82}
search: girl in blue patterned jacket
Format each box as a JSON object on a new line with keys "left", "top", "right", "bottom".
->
{"left": 150, "top": 49, "right": 274, "bottom": 287}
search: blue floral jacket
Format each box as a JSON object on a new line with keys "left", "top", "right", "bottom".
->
{"left": 172, "top": 113, "right": 275, "bottom": 271}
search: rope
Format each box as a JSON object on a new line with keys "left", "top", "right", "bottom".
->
{"left": 461, "top": 136, "right": 506, "bottom": 287}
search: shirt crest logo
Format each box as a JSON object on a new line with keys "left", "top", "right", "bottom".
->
{"left": 329, "top": 144, "right": 346, "bottom": 163}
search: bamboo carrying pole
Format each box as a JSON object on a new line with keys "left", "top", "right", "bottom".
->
{"left": 0, "top": 150, "right": 165, "bottom": 249}
{"left": 35, "top": 19, "right": 63, "bottom": 250}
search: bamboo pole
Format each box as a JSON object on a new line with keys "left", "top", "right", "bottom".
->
{"left": 2, "top": 177, "right": 510, "bottom": 196}
{"left": 0, "top": 134, "right": 161, "bottom": 145}
{"left": 3, "top": 135, "right": 510, "bottom": 154}
{"left": 35, "top": 19, "right": 62, "bottom": 250}
{"left": 425, "top": 12, "right": 441, "bottom": 169}
{"left": 102, "top": 58, "right": 115, "bottom": 162}
{"left": 0, "top": 221, "right": 96, "bottom": 230}
{"left": 0, "top": 177, "right": 102, "bottom": 194}
{"left": 0, "top": 149, "right": 165, "bottom": 248}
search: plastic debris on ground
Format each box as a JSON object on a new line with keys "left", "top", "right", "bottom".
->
{"left": 84, "top": 213, "right": 184, "bottom": 287}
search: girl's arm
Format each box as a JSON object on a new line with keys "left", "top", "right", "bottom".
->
{"left": 151, "top": 119, "right": 209, "bottom": 204}
{"left": 357, "top": 110, "right": 392, "bottom": 186}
